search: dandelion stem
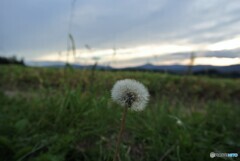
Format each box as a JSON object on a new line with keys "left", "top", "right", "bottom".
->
{"left": 113, "top": 106, "right": 128, "bottom": 161}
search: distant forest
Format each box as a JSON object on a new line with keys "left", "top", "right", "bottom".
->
{"left": 0, "top": 56, "right": 25, "bottom": 65}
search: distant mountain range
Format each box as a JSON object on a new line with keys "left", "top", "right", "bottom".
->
{"left": 131, "top": 63, "right": 240, "bottom": 73}
{"left": 26, "top": 61, "right": 240, "bottom": 76}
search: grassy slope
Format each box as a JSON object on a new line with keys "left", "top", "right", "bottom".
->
{"left": 0, "top": 65, "right": 239, "bottom": 161}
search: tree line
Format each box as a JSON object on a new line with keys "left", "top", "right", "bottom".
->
{"left": 0, "top": 56, "right": 25, "bottom": 65}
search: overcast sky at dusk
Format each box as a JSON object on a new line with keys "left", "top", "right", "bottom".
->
{"left": 0, "top": 0, "right": 240, "bottom": 67}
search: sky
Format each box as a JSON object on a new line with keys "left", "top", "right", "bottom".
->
{"left": 0, "top": 0, "right": 240, "bottom": 67}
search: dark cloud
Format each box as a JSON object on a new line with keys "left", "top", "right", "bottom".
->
{"left": 110, "top": 48, "right": 240, "bottom": 65}
{"left": 200, "top": 49, "right": 240, "bottom": 58}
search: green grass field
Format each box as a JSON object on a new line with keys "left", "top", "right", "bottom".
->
{"left": 0, "top": 65, "right": 239, "bottom": 161}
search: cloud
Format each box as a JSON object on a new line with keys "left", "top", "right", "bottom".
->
{"left": 0, "top": 0, "right": 240, "bottom": 62}
{"left": 0, "top": 0, "right": 70, "bottom": 56}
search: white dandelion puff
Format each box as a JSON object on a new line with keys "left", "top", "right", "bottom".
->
{"left": 111, "top": 79, "right": 150, "bottom": 111}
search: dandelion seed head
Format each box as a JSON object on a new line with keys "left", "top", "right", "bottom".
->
{"left": 111, "top": 79, "right": 150, "bottom": 111}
